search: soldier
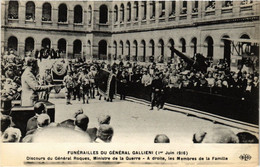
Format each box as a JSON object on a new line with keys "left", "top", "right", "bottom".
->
{"left": 73, "top": 68, "right": 82, "bottom": 101}
{"left": 88, "top": 66, "right": 97, "bottom": 99}
{"left": 117, "top": 70, "right": 128, "bottom": 100}
{"left": 150, "top": 72, "right": 164, "bottom": 110}
{"left": 63, "top": 71, "right": 74, "bottom": 105}
{"left": 41, "top": 69, "right": 53, "bottom": 101}
{"left": 79, "top": 69, "right": 91, "bottom": 104}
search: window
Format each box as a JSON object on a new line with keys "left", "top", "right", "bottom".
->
{"left": 205, "top": 36, "right": 214, "bottom": 58}
{"left": 223, "top": 0, "right": 233, "bottom": 7}
{"left": 88, "top": 6, "right": 92, "bottom": 24}
{"left": 192, "top": 1, "right": 199, "bottom": 13}
{"left": 120, "top": 41, "right": 124, "bottom": 56}
{"left": 25, "top": 37, "right": 35, "bottom": 52}
{"left": 241, "top": 0, "right": 253, "bottom": 5}
{"left": 191, "top": 38, "right": 197, "bottom": 57}
{"left": 58, "top": 4, "right": 68, "bottom": 22}
{"left": 206, "top": 0, "right": 215, "bottom": 10}
{"left": 181, "top": 1, "right": 187, "bottom": 14}
{"left": 8, "top": 36, "right": 18, "bottom": 51}
{"left": 42, "top": 3, "right": 52, "bottom": 21}
{"left": 8, "top": 1, "right": 19, "bottom": 19}
{"left": 74, "top": 5, "right": 83, "bottom": 23}
{"left": 168, "top": 39, "right": 174, "bottom": 58}
{"left": 113, "top": 41, "right": 117, "bottom": 58}
{"left": 169, "top": 1, "right": 176, "bottom": 16}
{"left": 127, "top": 2, "right": 131, "bottom": 21}
{"left": 159, "top": 1, "right": 165, "bottom": 17}
{"left": 58, "top": 39, "right": 67, "bottom": 53}
{"left": 149, "top": 40, "right": 155, "bottom": 56}
{"left": 114, "top": 5, "right": 118, "bottom": 22}
{"left": 142, "top": 1, "right": 147, "bottom": 20}
{"left": 158, "top": 39, "right": 164, "bottom": 63}
{"left": 180, "top": 38, "right": 186, "bottom": 53}
{"left": 73, "top": 40, "right": 82, "bottom": 54}
{"left": 126, "top": 41, "right": 130, "bottom": 56}
{"left": 26, "top": 1, "right": 35, "bottom": 21}
{"left": 120, "top": 4, "right": 124, "bottom": 23}
{"left": 150, "top": 1, "right": 155, "bottom": 19}
{"left": 141, "top": 40, "right": 146, "bottom": 62}
{"left": 98, "top": 40, "right": 107, "bottom": 60}
{"left": 134, "top": 2, "right": 139, "bottom": 21}
{"left": 42, "top": 38, "right": 51, "bottom": 49}
{"left": 100, "top": 5, "right": 108, "bottom": 24}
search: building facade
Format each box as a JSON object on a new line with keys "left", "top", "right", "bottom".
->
{"left": 1, "top": 0, "right": 260, "bottom": 63}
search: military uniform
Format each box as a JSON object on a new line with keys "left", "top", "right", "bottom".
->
{"left": 63, "top": 73, "right": 74, "bottom": 105}
{"left": 79, "top": 72, "right": 91, "bottom": 104}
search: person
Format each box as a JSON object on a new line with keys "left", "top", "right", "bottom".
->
{"left": 21, "top": 58, "right": 50, "bottom": 106}
{"left": 41, "top": 69, "right": 53, "bottom": 101}
{"left": 2, "top": 127, "right": 22, "bottom": 142}
{"left": 95, "top": 125, "right": 114, "bottom": 143}
{"left": 63, "top": 71, "right": 74, "bottom": 105}
{"left": 117, "top": 70, "right": 128, "bottom": 100}
{"left": 236, "top": 132, "right": 259, "bottom": 143}
{"left": 73, "top": 68, "right": 82, "bottom": 101}
{"left": 98, "top": 115, "right": 111, "bottom": 125}
{"left": 1, "top": 114, "right": 12, "bottom": 133}
{"left": 74, "top": 113, "right": 89, "bottom": 133}
{"left": 150, "top": 73, "right": 164, "bottom": 110}
{"left": 88, "top": 66, "right": 97, "bottom": 99}
{"left": 154, "top": 134, "right": 170, "bottom": 143}
{"left": 79, "top": 69, "right": 90, "bottom": 104}
{"left": 26, "top": 102, "right": 47, "bottom": 133}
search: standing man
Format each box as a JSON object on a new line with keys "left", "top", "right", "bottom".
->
{"left": 63, "top": 71, "right": 74, "bottom": 105}
{"left": 21, "top": 58, "right": 50, "bottom": 106}
{"left": 150, "top": 72, "right": 163, "bottom": 110}
{"left": 88, "top": 66, "right": 97, "bottom": 99}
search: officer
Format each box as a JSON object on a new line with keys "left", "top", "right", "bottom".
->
{"left": 41, "top": 69, "right": 53, "bottom": 101}
{"left": 63, "top": 71, "right": 74, "bottom": 105}
{"left": 79, "top": 69, "right": 91, "bottom": 104}
{"left": 88, "top": 66, "right": 97, "bottom": 99}
{"left": 150, "top": 72, "right": 163, "bottom": 110}
{"left": 21, "top": 58, "right": 50, "bottom": 106}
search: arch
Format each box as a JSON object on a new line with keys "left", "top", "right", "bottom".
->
{"left": 127, "top": 2, "right": 131, "bottom": 21}
{"left": 126, "top": 40, "right": 130, "bottom": 61}
{"left": 141, "top": 1, "right": 147, "bottom": 20}
{"left": 158, "top": 39, "right": 164, "bottom": 63}
{"left": 8, "top": 36, "right": 18, "bottom": 51}
{"left": 58, "top": 38, "right": 67, "bottom": 53}
{"left": 41, "top": 38, "right": 51, "bottom": 49}
{"left": 134, "top": 1, "right": 139, "bottom": 20}
{"left": 74, "top": 5, "right": 83, "bottom": 23}
{"left": 100, "top": 5, "right": 108, "bottom": 24}
{"left": 88, "top": 5, "right": 92, "bottom": 24}
{"left": 191, "top": 37, "right": 197, "bottom": 57}
{"left": 73, "top": 40, "right": 82, "bottom": 54}
{"left": 133, "top": 40, "right": 138, "bottom": 61}
{"left": 149, "top": 39, "right": 155, "bottom": 56}
{"left": 119, "top": 41, "right": 124, "bottom": 56}
{"left": 168, "top": 38, "right": 175, "bottom": 58}
{"left": 240, "top": 34, "right": 251, "bottom": 55}
{"left": 120, "top": 4, "right": 125, "bottom": 22}
{"left": 114, "top": 5, "right": 118, "bottom": 22}
{"left": 141, "top": 40, "right": 146, "bottom": 62}
{"left": 42, "top": 2, "right": 52, "bottom": 21}
{"left": 180, "top": 38, "right": 186, "bottom": 53}
{"left": 98, "top": 40, "right": 107, "bottom": 60}
{"left": 8, "top": 1, "right": 19, "bottom": 19}
{"left": 205, "top": 36, "right": 214, "bottom": 58}
{"left": 25, "top": 37, "right": 35, "bottom": 52}
{"left": 25, "top": 1, "right": 35, "bottom": 20}
{"left": 58, "top": 3, "right": 67, "bottom": 22}
{"left": 222, "top": 35, "right": 231, "bottom": 66}
{"left": 87, "top": 40, "right": 91, "bottom": 57}
{"left": 240, "top": 34, "right": 250, "bottom": 39}
{"left": 113, "top": 41, "right": 117, "bottom": 60}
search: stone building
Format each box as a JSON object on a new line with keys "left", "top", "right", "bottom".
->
{"left": 1, "top": 0, "right": 259, "bottom": 64}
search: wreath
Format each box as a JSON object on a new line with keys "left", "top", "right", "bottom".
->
{"left": 52, "top": 60, "right": 67, "bottom": 76}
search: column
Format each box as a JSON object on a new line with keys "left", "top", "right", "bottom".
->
{"left": 165, "top": 1, "right": 170, "bottom": 21}
{"left": 19, "top": 2, "right": 25, "bottom": 25}
{"left": 215, "top": 1, "right": 222, "bottom": 17}
{"left": 187, "top": 1, "right": 192, "bottom": 20}
{"left": 35, "top": 4, "right": 42, "bottom": 27}
{"left": 155, "top": 1, "right": 159, "bottom": 24}
{"left": 146, "top": 1, "right": 150, "bottom": 24}
{"left": 68, "top": 9, "right": 73, "bottom": 28}
{"left": 175, "top": 1, "right": 181, "bottom": 21}
{"left": 233, "top": 1, "right": 241, "bottom": 17}
{"left": 52, "top": 6, "right": 58, "bottom": 26}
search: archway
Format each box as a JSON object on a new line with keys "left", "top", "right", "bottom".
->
{"left": 222, "top": 35, "right": 231, "bottom": 66}
{"left": 205, "top": 36, "right": 214, "bottom": 58}
{"left": 100, "top": 5, "right": 108, "bottom": 24}
{"left": 8, "top": 1, "right": 19, "bottom": 19}
{"left": 133, "top": 40, "right": 138, "bottom": 61}
{"left": 58, "top": 38, "right": 67, "bottom": 53}
{"left": 26, "top": 1, "right": 35, "bottom": 20}
{"left": 8, "top": 36, "right": 18, "bottom": 51}
{"left": 73, "top": 40, "right": 82, "bottom": 54}
{"left": 191, "top": 38, "right": 197, "bottom": 57}
{"left": 141, "top": 40, "right": 146, "bottom": 62}
{"left": 98, "top": 40, "right": 107, "bottom": 60}
{"left": 74, "top": 5, "right": 83, "bottom": 23}
{"left": 180, "top": 38, "right": 186, "bottom": 53}
{"left": 42, "top": 38, "right": 51, "bottom": 49}
{"left": 25, "top": 37, "right": 34, "bottom": 52}
{"left": 168, "top": 39, "right": 174, "bottom": 59}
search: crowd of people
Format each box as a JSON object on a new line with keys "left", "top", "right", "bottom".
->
{"left": 1, "top": 48, "right": 259, "bottom": 143}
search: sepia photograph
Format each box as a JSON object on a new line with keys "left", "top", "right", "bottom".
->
{"left": 0, "top": 0, "right": 259, "bottom": 166}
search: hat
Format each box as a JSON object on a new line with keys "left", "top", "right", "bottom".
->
{"left": 98, "top": 115, "right": 111, "bottom": 125}
{"left": 98, "top": 125, "right": 113, "bottom": 136}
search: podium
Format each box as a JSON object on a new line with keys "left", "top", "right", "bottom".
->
{"left": 10, "top": 101, "right": 55, "bottom": 137}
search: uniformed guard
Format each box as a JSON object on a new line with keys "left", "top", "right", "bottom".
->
{"left": 150, "top": 72, "right": 164, "bottom": 110}
{"left": 88, "top": 66, "right": 97, "bottom": 99}
{"left": 63, "top": 71, "right": 74, "bottom": 105}
{"left": 79, "top": 69, "right": 91, "bottom": 104}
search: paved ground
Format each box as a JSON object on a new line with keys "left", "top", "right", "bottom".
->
{"left": 49, "top": 89, "right": 257, "bottom": 144}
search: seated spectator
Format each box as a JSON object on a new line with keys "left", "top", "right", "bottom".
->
{"left": 26, "top": 102, "right": 47, "bottom": 133}
{"left": 2, "top": 127, "right": 21, "bottom": 142}
{"left": 98, "top": 115, "right": 111, "bottom": 125}
{"left": 193, "top": 127, "right": 239, "bottom": 143}
{"left": 236, "top": 132, "right": 258, "bottom": 143}
{"left": 74, "top": 114, "right": 89, "bottom": 132}
{"left": 26, "top": 113, "right": 50, "bottom": 135}
{"left": 154, "top": 134, "right": 170, "bottom": 143}
{"left": 59, "top": 109, "right": 83, "bottom": 129}
{"left": 95, "top": 125, "right": 114, "bottom": 143}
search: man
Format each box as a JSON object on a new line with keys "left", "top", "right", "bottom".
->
{"left": 63, "top": 71, "right": 74, "bottom": 105}
{"left": 21, "top": 58, "right": 50, "bottom": 106}
{"left": 98, "top": 115, "right": 111, "bottom": 125}
{"left": 79, "top": 69, "right": 90, "bottom": 104}
{"left": 95, "top": 125, "right": 114, "bottom": 143}
{"left": 2, "top": 127, "right": 22, "bottom": 142}
{"left": 88, "top": 66, "right": 97, "bottom": 99}
{"left": 26, "top": 102, "right": 47, "bottom": 133}
{"left": 41, "top": 69, "right": 53, "bottom": 101}
{"left": 74, "top": 113, "right": 89, "bottom": 132}
{"left": 117, "top": 70, "right": 128, "bottom": 100}
{"left": 150, "top": 73, "right": 164, "bottom": 110}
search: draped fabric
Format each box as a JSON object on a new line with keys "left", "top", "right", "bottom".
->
{"left": 96, "top": 69, "right": 116, "bottom": 98}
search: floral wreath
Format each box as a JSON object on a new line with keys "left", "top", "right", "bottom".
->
{"left": 52, "top": 60, "right": 67, "bottom": 76}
